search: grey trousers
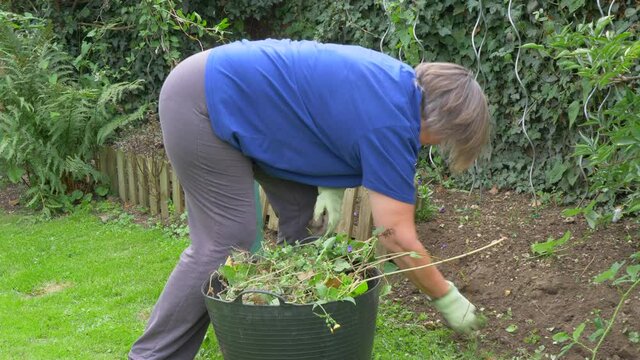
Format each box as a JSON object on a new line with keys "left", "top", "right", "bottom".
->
{"left": 128, "top": 50, "right": 319, "bottom": 360}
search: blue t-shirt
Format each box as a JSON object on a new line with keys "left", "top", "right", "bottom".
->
{"left": 204, "top": 39, "right": 422, "bottom": 204}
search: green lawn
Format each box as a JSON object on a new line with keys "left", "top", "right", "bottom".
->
{"left": 0, "top": 205, "right": 489, "bottom": 360}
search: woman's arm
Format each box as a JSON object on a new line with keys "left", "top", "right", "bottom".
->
{"left": 368, "top": 188, "right": 482, "bottom": 333}
{"left": 368, "top": 189, "right": 449, "bottom": 298}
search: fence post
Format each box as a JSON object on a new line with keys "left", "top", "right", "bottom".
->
{"left": 136, "top": 154, "right": 149, "bottom": 208}
{"left": 116, "top": 150, "right": 126, "bottom": 202}
{"left": 356, "top": 188, "right": 373, "bottom": 241}
{"left": 126, "top": 152, "right": 137, "bottom": 204}
{"left": 148, "top": 157, "right": 159, "bottom": 215}
{"left": 170, "top": 167, "right": 184, "bottom": 215}
{"left": 159, "top": 160, "right": 170, "bottom": 219}
{"left": 337, "top": 187, "right": 358, "bottom": 237}
{"left": 258, "top": 186, "right": 269, "bottom": 226}
{"left": 267, "top": 205, "right": 278, "bottom": 231}
{"left": 107, "top": 147, "right": 118, "bottom": 195}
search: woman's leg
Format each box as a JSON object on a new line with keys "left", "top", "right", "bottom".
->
{"left": 129, "top": 50, "right": 256, "bottom": 360}
{"left": 253, "top": 167, "right": 321, "bottom": 244}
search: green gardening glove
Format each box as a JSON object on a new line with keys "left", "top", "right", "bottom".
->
{"left": 313, "top": 187, "right": 345, "bottom": 236}
{"left": 432, "top": 281, "right": 483, "bottom": 334}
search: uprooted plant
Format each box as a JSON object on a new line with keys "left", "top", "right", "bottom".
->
{"left": 207, "top": 231, "right": 505, "bottom": 330}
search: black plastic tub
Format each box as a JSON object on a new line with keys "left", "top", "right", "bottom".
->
{"left": 202, "top": 268, "right": 382, "bottom": 360}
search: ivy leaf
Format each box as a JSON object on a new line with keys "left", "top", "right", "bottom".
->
{"left": 560, "top": 0, "right": 585, "bottom": 14}
{"left": 437, "top": 27, "right": 452, "bottom": 36}
{"left": 547, "top": 161, "right": 567, "bottom": 184}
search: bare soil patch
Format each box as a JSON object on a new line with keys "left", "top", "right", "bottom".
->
{"left": 393, "top": 187, "right": 640, "bottom": 359}
{"left": 0, "top": 182, "right": 25, "bottom": 214}
{"left": 26, "top": 281, "right": 73, "bottom": 298}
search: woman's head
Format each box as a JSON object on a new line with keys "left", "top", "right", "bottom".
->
{"left": 414, "top": 62, "right": 491, "bottom": 172}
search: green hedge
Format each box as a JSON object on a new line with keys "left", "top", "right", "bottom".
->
{"left": 5, "top": 0, "right": 639, "bottom": 199}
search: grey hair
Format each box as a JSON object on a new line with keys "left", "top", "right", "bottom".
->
{"left": 414, "top": 62, "right": 491, "bottom": 172}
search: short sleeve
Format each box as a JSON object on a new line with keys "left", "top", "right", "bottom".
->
{"left": 358, "top": 126, "right": 419, "bottom": 204}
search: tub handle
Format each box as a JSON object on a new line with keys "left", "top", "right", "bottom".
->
{"left": 233, "top": 289, "right": 288, "bottom": 305}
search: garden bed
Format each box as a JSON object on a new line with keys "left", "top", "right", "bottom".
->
{"left": 396, "top": 187, "right": 639, "bottom": 359}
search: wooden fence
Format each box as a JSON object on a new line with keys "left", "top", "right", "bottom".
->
{"left": 97, "top": 147, "right": 375, "bottom": 240}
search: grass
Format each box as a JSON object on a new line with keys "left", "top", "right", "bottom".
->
{"left": 0, "top": 203, "right": 491, "bottom": 360}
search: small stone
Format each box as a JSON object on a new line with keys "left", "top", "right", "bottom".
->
{"left": 563, "top": 216, "right": 575, "bottom": 223}
{"left": 504, "top": 289, "right": 511, "bottom": 296}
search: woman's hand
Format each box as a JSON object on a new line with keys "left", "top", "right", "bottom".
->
{"left": 432, "top": 281, "right": 484, "bottom": 334}
{"left": 313, "top": 187, "right": 345, "bottom": 235}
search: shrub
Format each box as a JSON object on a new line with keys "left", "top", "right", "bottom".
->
{"left": 533, "top": 15, "right": 640, "bottom": 224}
{"left": 0, "top": 11, "right": 146, "bottom": 215}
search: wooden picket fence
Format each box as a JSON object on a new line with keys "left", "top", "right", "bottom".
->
{"left": 96, "top": 147, "right": 375, "bottom": 240}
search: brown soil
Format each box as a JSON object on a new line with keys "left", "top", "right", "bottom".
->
{"left": 393, "top": 187, "right": 640, "bottom": 360}
{"left": 0, "top": 182, "right": 25, "bottom": 214}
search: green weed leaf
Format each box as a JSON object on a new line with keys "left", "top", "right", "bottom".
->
{"left": 625, "top": 264, "right": 640, "bottom": 281}
{"left": 383, "top": 261, "right": 399, "bottom": 274}
{"left": 332, "top": 258, "right": 351, "bottom": 272}
{"left": 351, "top": 282, "right": 369, "bottom": 297}
{"left": 95, "top": 186, "right": 109, "bottom": 197}
{"left": 531, "top": 231, "right": 571, "bottom": 256}
{"left": 553, "top": 332, "right": 571, "bottom": 343}
{"left": 572, "top": 322, "right": 586, "bottom": 341}
{"left": 593, "top": 261, "right": 624, "bottom": 284}
{"left": 562, "top": 208, "right": 582, "bottom": 217}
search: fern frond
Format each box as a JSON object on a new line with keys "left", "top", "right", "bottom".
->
{"left": 65, "top": 155, "right": 107, "bottom": 183}
{"left": 97, "top": 104, "right": 148, "bottom": 145}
